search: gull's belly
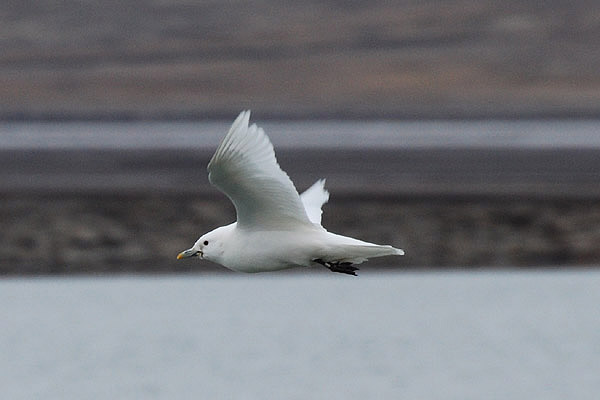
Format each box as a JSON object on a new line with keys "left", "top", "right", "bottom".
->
{"left": 221, "top": 230, "right": 322, "bottom": 273}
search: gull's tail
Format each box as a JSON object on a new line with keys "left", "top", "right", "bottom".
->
{"left": 315, "top": 231, "right": 404, "bottom": 269}
{"left": 329, "top": 244, "right": 404, "bottom": 265}
{"left": 313, "top": 243, "right": 404, "bottom": 276}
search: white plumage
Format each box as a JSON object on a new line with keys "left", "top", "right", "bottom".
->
{"left": 177, "top": 111, "right": 403, "bottom": 275}
{"left": 299, "top": 179, "right": 329, "bottom": 225}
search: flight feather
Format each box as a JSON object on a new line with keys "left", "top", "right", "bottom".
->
{"left": 207, "top": 111, "right": 312, "bottom": 230}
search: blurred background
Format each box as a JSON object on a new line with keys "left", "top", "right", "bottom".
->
{"left": 2, "top": 0, "right": 600, "bottom": 120}
{"left": 1, "top": 0, "right": 600, "bottom": 274}
{"left": 2, "top": 2, "right": 600, "bottom": 399}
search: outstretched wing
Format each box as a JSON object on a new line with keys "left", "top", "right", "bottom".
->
{"left": 207, "top": 111, "right": 313, "bottom": 230}
{"left": 300, "top": 179, "right": 329, "bottom": 225}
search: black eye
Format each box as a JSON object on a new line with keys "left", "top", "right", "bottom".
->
{"left": 203, "top": 240, "right": 209, "bottom": 246}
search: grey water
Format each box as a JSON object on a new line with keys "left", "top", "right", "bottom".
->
{"left": 3, "top": 119, "right": 600, "bottom": 197}
{"left": 1, "top": 271, "right": 599, "bottom": 400}
{"left": 2, "top": 119, "right": 600, "bottom": 149}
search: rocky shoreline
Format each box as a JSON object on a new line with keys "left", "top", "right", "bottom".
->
{"left": 3, "top": 143, "right": 600, "bottom": 274}
{"left": 2, "top": 193, "right": 599, "bottom": 275}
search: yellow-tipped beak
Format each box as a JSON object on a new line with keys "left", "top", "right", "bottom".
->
{"left": 177, "top": 249, "right": 199, "bottom": 260}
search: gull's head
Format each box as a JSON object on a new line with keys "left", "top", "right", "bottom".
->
{"left": 177, "top": 225, "right": 231, "bottom": 262}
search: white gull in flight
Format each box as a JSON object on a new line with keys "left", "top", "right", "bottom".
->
{"left": 177, "top": 111, "right": 404, "bottom": 275}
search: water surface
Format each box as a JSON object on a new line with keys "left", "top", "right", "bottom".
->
{"left": 1, "top": 271, "right": 598, "bottom": 399}
{"left": 2, "top": 120, "right": 600, "bottom": 149}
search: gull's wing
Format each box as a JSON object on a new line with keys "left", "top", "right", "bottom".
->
{"left": 207, "top": 111, "right": 313, "bottom": 230}
{"left": 300, "top": 179, "right": 329, "bottom": 225}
